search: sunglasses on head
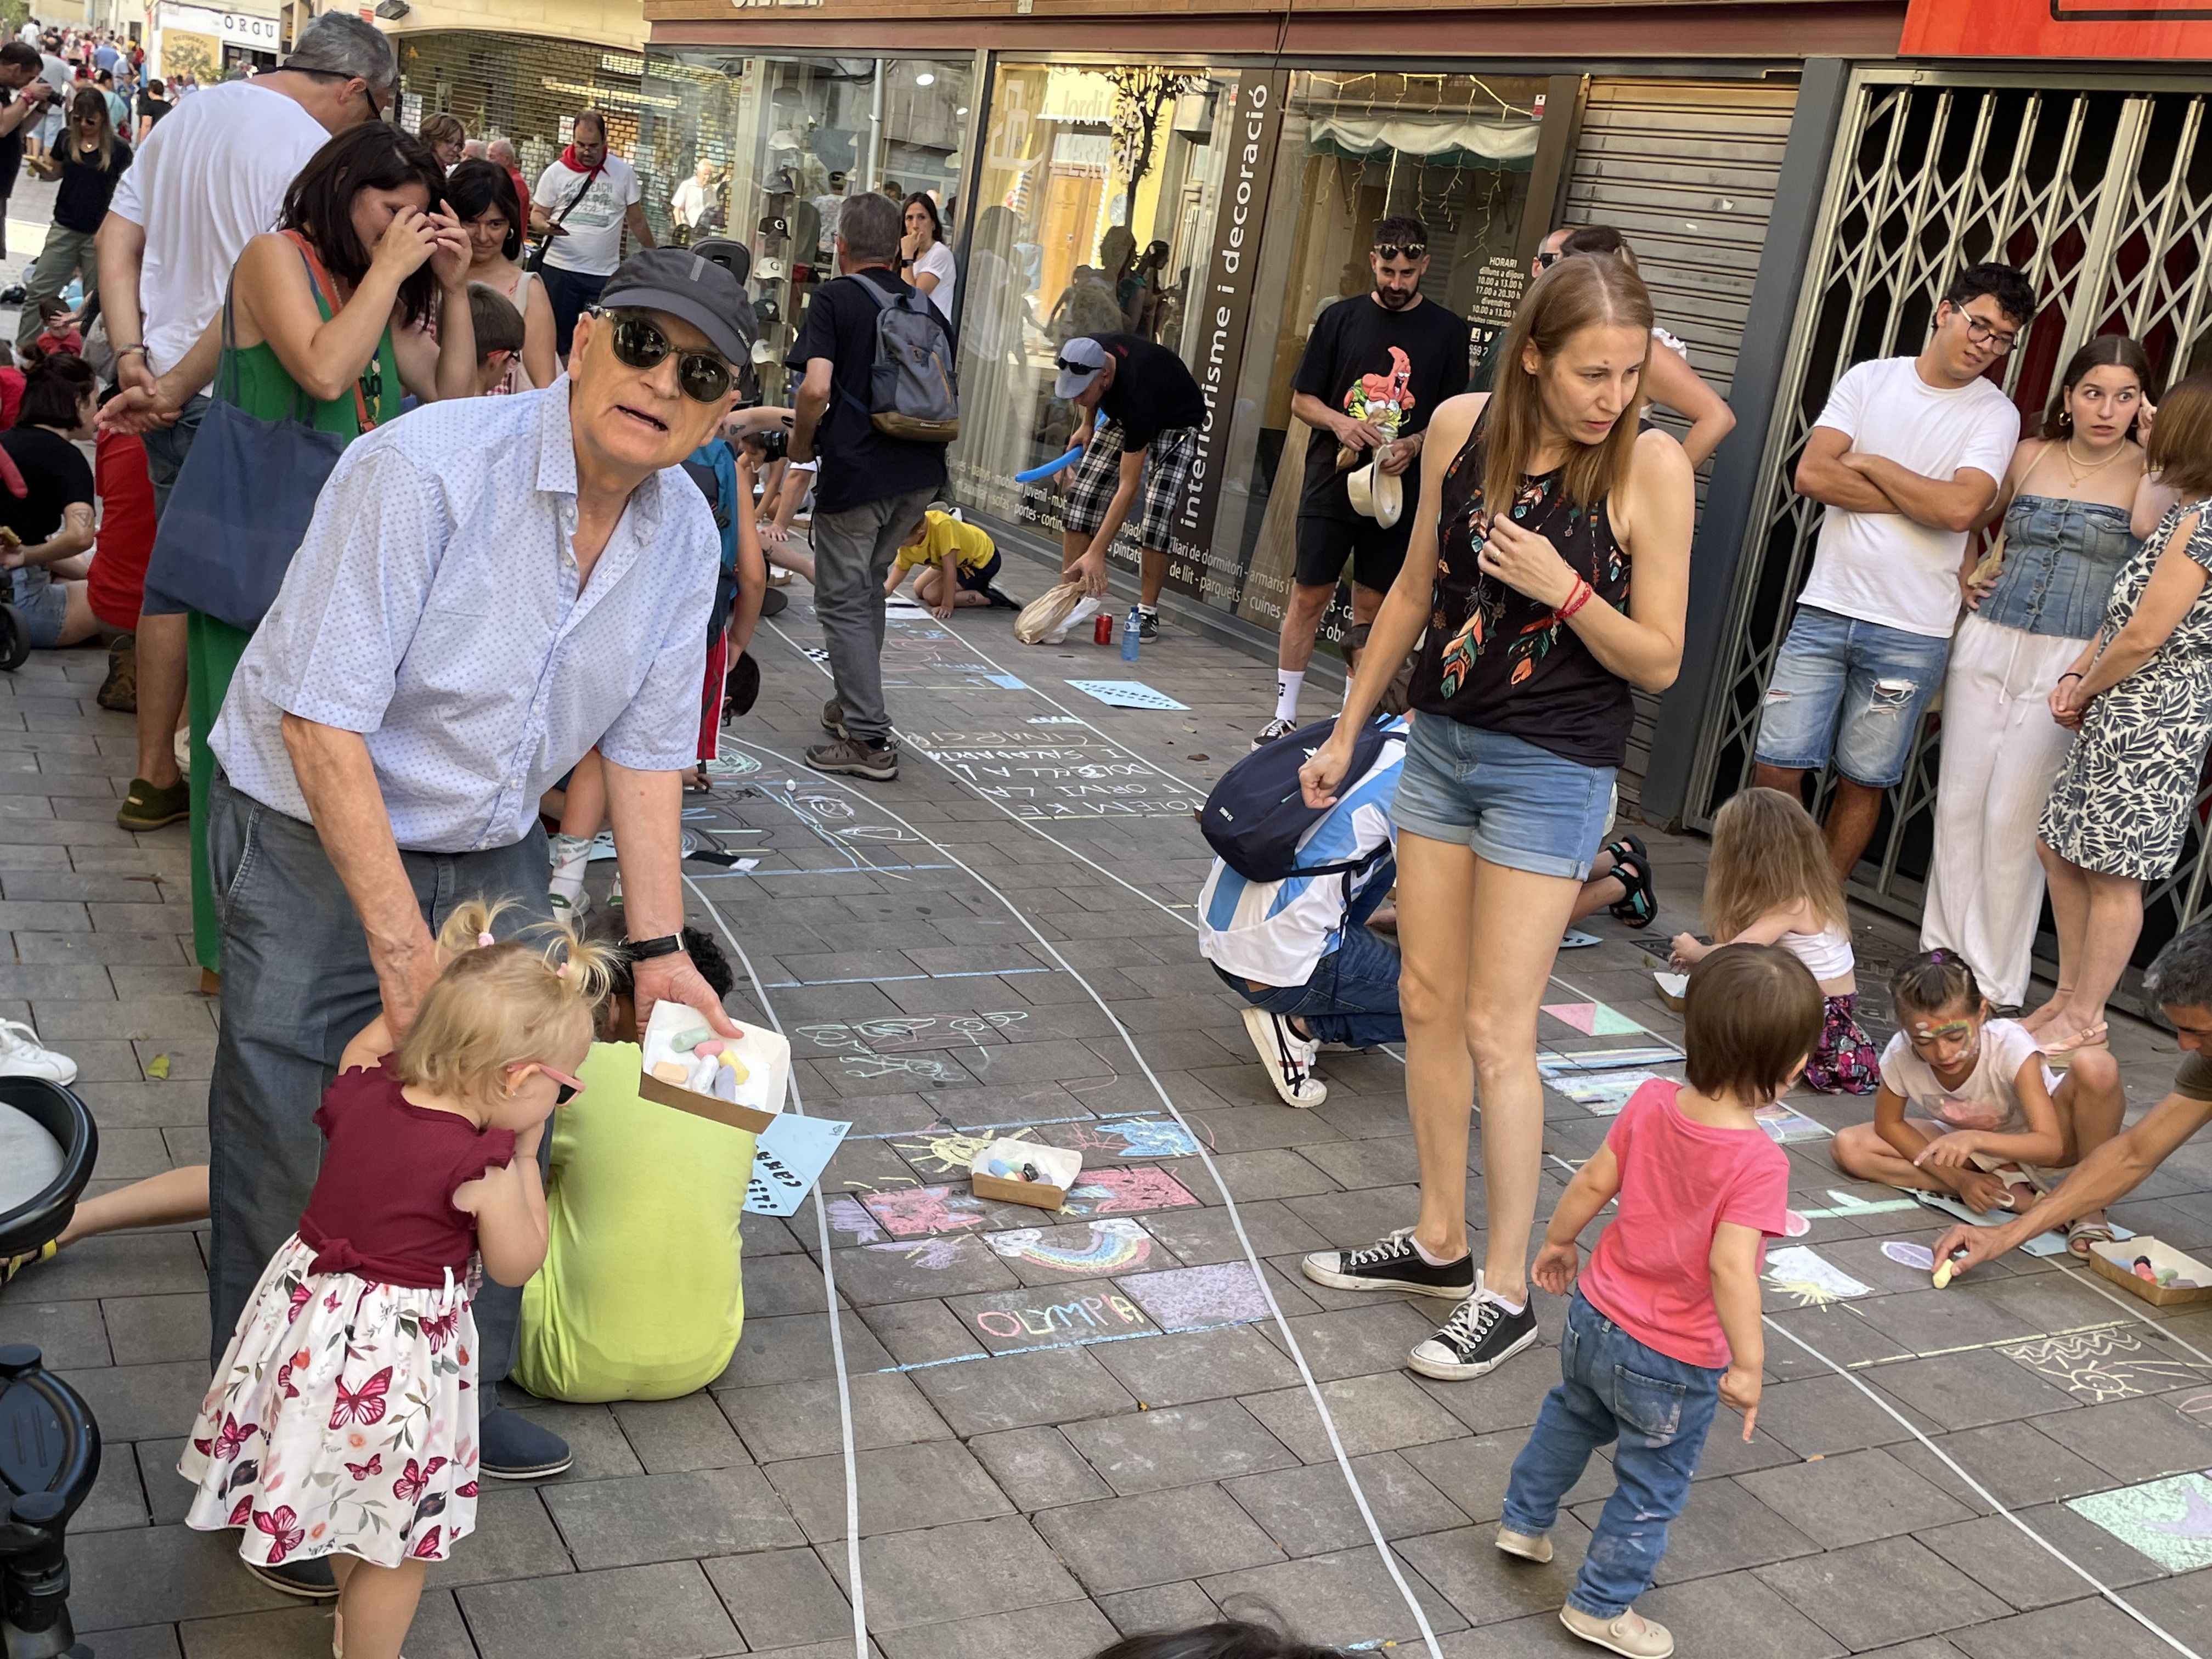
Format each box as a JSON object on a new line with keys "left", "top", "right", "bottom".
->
{"left": 1373, "top": 242, "right": 1426, "bottom": 262}
{"left": 595, "top": 310, "right": 735, "bottom": 404}
{"left": 1053, "top": 356, "right": 1098, "bottom": 377}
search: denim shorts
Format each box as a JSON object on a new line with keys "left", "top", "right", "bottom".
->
{"left": 1754, "top": 606, "right": 1950, "bottom": 789}
{"left": 15, "top": 578, "right": 67, "bottom": 648}
{"left": 1389, "top": 714, "right": 1615, "bottom": 880}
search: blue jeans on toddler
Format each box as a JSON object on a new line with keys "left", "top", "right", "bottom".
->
{"left": 1502, "top": 1290, "right": 1723, "bottom": 1620}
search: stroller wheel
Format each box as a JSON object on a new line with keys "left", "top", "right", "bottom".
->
{"left": 0, "top": 603, "right": 28, "bottom": 672}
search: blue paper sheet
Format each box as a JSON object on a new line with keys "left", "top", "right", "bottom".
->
{"left": 744, "top": 1113, "right": 853, "bottom": 1216}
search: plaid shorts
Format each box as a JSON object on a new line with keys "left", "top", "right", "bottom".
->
{"left": 1063, "top": 420, "right": 1199, "bottom": 550}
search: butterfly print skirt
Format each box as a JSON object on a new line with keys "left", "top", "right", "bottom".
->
{"left": 179, "top": 1233, "right": 482, "bottom": 1568}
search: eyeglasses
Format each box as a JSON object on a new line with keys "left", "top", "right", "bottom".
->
{"left": 1373, "top": 243, "right": 1426, "bottom": 262}
{"left": 596, "top": 311, "right": 735, "bottom": 403}
{"left": 1959, "top": 313, "right": 2020, "bottom": 354}
{"left": 509, "top": 1061, "right": 588, "bottom": 1105}
{"left": 1534, "top": 250, "right": 1561, "bottom": 270}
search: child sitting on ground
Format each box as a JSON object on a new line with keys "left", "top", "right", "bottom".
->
{"left": 179, "top": 902, "right": 611, "bottom": 1659}
{"left": 1497, "top": 944, "right": 1812, "bottom": 1659}
{"left": 515, "top": 924, "right": 758, "bottom": 1401}
{"left": 1831, "top": 949, "right": 2125, "bottom": 1252}
{"left": 1671, "top": 785, "right": 1877, "bottom": 1093}
{"left": 885, "top": 503, "right": 1017, "bottom": 617}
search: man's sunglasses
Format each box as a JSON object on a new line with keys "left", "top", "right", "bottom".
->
{"left": 1535, "top": 250, "right": 1561, "bottom": 270}
{"left": 1373, "top": 243, "right": 1426, "bottom": 262}
{"left": 596, "top": 311, "right": 735, "bottom": 403}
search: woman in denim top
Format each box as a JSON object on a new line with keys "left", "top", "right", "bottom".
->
{"left": 1924, "top": 337, "right": 2163, "bottom": 1026}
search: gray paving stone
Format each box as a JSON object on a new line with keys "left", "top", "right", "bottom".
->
{"left": 872, "top": 1600, "right": 1123, "bottom": 1659}
{"left": 1033, "top": 1485, "right": 1285, "bottom": 1594}
{"left": 909, "top": 1343, "right": 1138, "bottom": 1435}
{"left": 1869, "top": 1347, "right": 2083, "bottom": 1431}
{"left": 966, "top": 1426, "right": 1115, "bottom": 1510}
{"left": 1094, "top": 1578, "right": 1219, "bottom": 1635}
{"left": 0, "top": 1294, "right": 112, "bottom": 1368}
{"left": 718, "top": 1368, "right": 952, "bottom": 1462}
{"left": 1245, "top": 1370, "right": 1469, "bottom": 1461}
{"left": 100, "top": 1292, "right": 209, "bottom": 1368}
{"left": 611, "top": 1393, "right": 754, "bottom": 1472}
{"left": 66, "top": 1628, "right": 182, "bottom": 1659}
{"left": 1060, "top": 1398, "right": 1299, "bottom": 1494}
{"left": 424, "top": 1487, "right": 572, "bottom": 1589}
{"left": 542, "top": 1466, "right": 803, "bottom": 1567}
{"left": 1735, "top": 1446, "right": 1976, "bottom": 1549}
{"left": 703, "top": 1544, "right": 856, "bottom": 1649}
{"left": 505, "top": 1400, "right": 644, "bottom": 1481}
{"left": 1140, "top": 1198, "right": 1330, "bottom": 1266}
{"left": 1946, "top": 1595, "right": 2179, "bottom": 1659}
{"left": 1753, "top": 1536, "right": 2013, "bottom": 1650}
{"left": 459, "top": 1561, "right": 743, "bottom": 1658}
{"left": 180, "top": 1590, "right": 473, "bottom": 1658}
{"left": 1884, "top": 1418, "right": 2119, "bottom": 1512}
{"left": 710, "top": 1309, "right": 894, "bottom": 1388}
{"left": 2048, "top": 1391, "right": 2212, "bottom": 1481}
{"left": 1392, "top": 1519, "right": 1595, "bottom": 1626}
{"left": 1223, "top": 1451, "right": 1470, "bottom": 1555}
{"left": 23, "top": 1233, "right": 206, "bottom": 1301}
{"left": 1590, "top": 1474, "right": 1824, "bottom": 1583}
{"left": 832, "top": 1236, "right": 1022, "bottom": 1304}
{"left": 765, "top": 1437, "right": 1013, "bottom": 1541}
{"left": 1630, "top": 1570, "right": 1848, "bottom": 1658}
{"left": 1754, "top": 1371, "right": 1924, "bottom": 1457}
{"left": 1401, "top": 1430, "right": 1612, "bottom": 1527}
{"left": 1197, "top": 1545, "right": 1464, "bottom": 1645}
{"left": 1412, "top": 1349, "right": 1567, "bottom": 1437}
{"left": 1258, "top": 1300, "right": 1443, "bottom": 1382}
{"left": 76, "top": 1442, "right": 150, "bottom": 1532}
{"left": 58, "top": 1359, "right": 207, "bottom": 1442}
{"left": 1088, "top": 1321, "right": 1303, "bottom": 1407}
{"left": 70, "top": 1523, "right": 293, "bottom": 1630}
{"left": 820, "top": 1515, "right": 1086, "bottom": 1629}
{"left": 851, "top": 1296, "right": 988, "bottom": 1367}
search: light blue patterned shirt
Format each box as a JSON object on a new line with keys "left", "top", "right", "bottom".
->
{"left": 211, "top": 380, "right": 718, "bottom": 854}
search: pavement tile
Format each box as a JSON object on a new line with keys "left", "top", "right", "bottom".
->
{"left": 69, "top": 1629, "right": 183, "bottom": 1659}
{"left": 0, "top": 1294, "right": 112, "bottom": 1368}
{"left": 1260, "top": 1300, "right": 1449, "bottom": 1382}
{"left": 1393, "top": 1519, "right": 1595, "bottom": 1626}
{"left": 1034, "top": 1485, "right": 1286, "bottom": 1594}
{"left": 966, "top": 1426, "right": 1116, "bottom": 1509}
{"left": 1866, "top": 1347, "right": 2082, "bottom": 1431}
{"left": 1883, "top": 1418, "right": 2120, "bottom": 1511}
{"left": 764, "top": 1437, "right": 1013, "bottom": 1541}
{"left": 179, "top": 1591, "right": 474, "bottom": 1658}
{"left": 611, "top": 1393, "right": 755, "bottom": 1472}
{"left": 1735, "top": 1446, "right": 1975, "bottom": 1548}
{"left": 1197, "top": 1545, "right": 1464, "bottom": 1644}
{"left": 1141, "top": 1199, "right": 1330, "bottom": 1266}
{"left": 57, "top": 1359, "right": 208, "bottom": 1442}
{"left": 1946, "top": 1595, "right": 2180, "bottom": 1659}
{"left": 1247, "top": 1370, "right": 1471, "bottom": 1461}
{"left": 871, "top": 1600, "right": 1122, "bottom": 1659}
{"left": 718, "top": 1369, "right": 952, "bottom": 1461}
{"left": 1594, "top": 1474, "right": 1824, "bottom": 1582}
{"left": 1753, "top": 1536, "right": 2013, "bottom": 1649}
{"left": 851, "top": 1297, "right": 988, "bottom": 1367}
{"left": 1224, "top": 1450, "right": 1469, "bottom": 1555}
{"left": 459, "top": 1561, "right": 743, "bottom": 1658}
{"left": 77, "top": 1443, "right": 151, "bottom": 1532}
{"left": 909, "top": 1344, "right": 1138, "bottom": 1435}
{"left": 1059, "top": 1398, "right": 1299, "bottom": 1494}
{"left": 543, "top": 1465, "right": 804, "bottom": 1567}
{"left": 505, "top": 1400, "right": 644, "bottom": 1481}
{"left": 710, "top": 1310, "right": 894, "bottom": 1388}
{"left": 1089, "top": 1321, "right": 1303, "bottom": 1406}
{"left": 2048, "top": 1392, "right": 2212, "bottom": 1481}
{"left": 1093, "top": 1579, "right": 1219, "bottom": 1635}
{"left": 70, "top": 1524, "right": 294, "bottom": 1630}
{"left": 1630, "top": 1570, "right": 1848, "bottom": 1657}
{"left": 704, "top": 1544, "right": 856, "bottom": 1649}
{"left": 425, "top": 1487, "right": 573, "bottom": 1588}
{"left": 1753, "top": 1372, "right": 1921, "bottom": 1457}
{"left": 821, "top": 1515, "right": 1086, "bottom": 1629}
{"left": 1401, "top": 1430, "right": 1612, "bottom": 1527}
{"left": 100, "top": 1292, "right": 210, "bottom": 1367}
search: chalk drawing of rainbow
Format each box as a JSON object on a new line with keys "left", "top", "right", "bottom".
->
{"left": 985, "top": 1217, "right": 1152, "bottom": 1275}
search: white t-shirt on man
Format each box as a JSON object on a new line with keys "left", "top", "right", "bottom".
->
{"left": 534, "top": 153, "right": 641, "bottom": 278}
{"left": 1794, "top": 355, "right": 2021, "bottom": 639}
{"left": 107, "top": 79, "right": 329, "bottom": 376}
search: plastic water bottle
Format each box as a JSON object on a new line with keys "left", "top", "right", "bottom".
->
{"left": 1122, "top": 605, "right": 1141, "bottom": 663}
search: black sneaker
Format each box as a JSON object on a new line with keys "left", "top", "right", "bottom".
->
{"left": 479, "top": 1405, "right": 573, "bottom": 1480}
{"left": 806, "top": 735, "right": 898, "bottom": 781}
{"left": 242, "top": 1556, "right": 338, "bottom": 1599}
{"left": 982, "top": 584, "right": 1022, "bottom": 611}
{"left": 1408, "top": 1290, "right": 1539, "bottom": 1380}
{"left": 1136, "top": 608, "right": 1160, "bottom": 642}
{"left": 1301, "top": 1227, "right": 1477, "bottom": 1297}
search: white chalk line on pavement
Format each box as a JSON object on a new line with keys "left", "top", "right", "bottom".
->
{"left": 706, "top": 727, "right": 1446, "bottom": 1658}
{"left": 681, "top": 872, "right": 870, "bottom": 1658}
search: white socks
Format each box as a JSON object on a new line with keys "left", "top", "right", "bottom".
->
{"left": 548, "top": 833, "right": 592, "bottom": 906}
{"left": 1412, "top": 1235, "right": 1465, "bottom": 1268}
{"left": 1274, "top": 669, "right": 1305, "bottom": 723}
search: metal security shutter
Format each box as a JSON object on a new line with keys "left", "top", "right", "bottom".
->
{"left": 1562, "top": 75, "right": 1799, "bottom": 812}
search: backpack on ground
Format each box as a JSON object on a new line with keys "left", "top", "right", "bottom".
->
{"left": 837, "top": 272, "right": 960, "bottom": 443}
{"left": 1200, "top": 714, "right": 1401, "bottom": 883}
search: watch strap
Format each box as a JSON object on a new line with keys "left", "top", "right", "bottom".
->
{"left": 624, "top": 933, "right": 686, "bottom": 961}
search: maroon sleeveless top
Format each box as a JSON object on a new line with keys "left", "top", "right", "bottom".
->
{"left": 296, "top": 1060, "right": 517, "bottom": 1289}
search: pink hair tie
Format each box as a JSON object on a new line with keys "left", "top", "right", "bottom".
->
{"left": 478, "top": 932, "right": 496, "bottom": 948}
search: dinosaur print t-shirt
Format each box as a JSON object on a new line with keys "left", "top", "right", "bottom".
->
{"left": 1293, "top": 291, "right": 1474, "bottom": 524}
{"left": 1407, "top": 419, "right": 1636, "bottom": 769}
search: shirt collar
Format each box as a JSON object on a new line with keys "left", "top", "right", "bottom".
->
{"left": 534, "top": 377, "right": 664, "bottom": 539}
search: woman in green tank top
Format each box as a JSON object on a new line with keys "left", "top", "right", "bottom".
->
{"left": 183, "top": 122, "right": 480, "bottom": 976}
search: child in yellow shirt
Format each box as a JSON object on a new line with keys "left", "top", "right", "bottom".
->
{"left": 887, "top": 505, "right": 1019, "bottom": 617}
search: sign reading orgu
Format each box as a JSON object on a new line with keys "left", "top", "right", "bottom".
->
{"left": 1904, "top": 0, "right": 2212, "bottom": 58}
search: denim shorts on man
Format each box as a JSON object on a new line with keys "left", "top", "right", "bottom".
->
{"left": 1753, "top": 605, "right": 1950, "bottom": 789}
{"left": 1389, "top": 714, "right": 1613, "bottom": 880}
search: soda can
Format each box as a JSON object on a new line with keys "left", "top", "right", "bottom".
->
{"left": 1094, "top": 613, "right": 1114, "bottom": 645}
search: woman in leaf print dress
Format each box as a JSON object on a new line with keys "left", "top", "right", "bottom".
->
{"left": 180, "top": 905, "right": 611, "bottom": 1659}
{"left": 1294, "top": 255, "right": 1694, "bottom": 1384}
{"left": 2035, "top": 373, "right": 2212, "bottom": 1058}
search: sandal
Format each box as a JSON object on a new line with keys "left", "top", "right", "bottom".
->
{"left": 1606, "top": 848, "right": 1658, "bottom": 928}
{"left": 2039, "top": 1022, "right": 2109, "bottom": 1065}
{"left": 2066, "top": 1216, "right": 2117, "bottom": 1257}
{"left": 2, "top": 1239, "right": 56, "bottom": 1286}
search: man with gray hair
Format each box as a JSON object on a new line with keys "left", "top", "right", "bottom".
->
{"left": 96, "top": 10, "right": 393, "bottom": 844}
{"left": 1935, "top": 916, "right": 2212, "bottom": 1276}
{"left": 788, "top": 188, "right": 950, "bottom": 781}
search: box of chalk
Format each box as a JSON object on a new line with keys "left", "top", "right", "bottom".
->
{"left": 2087, "top": 1235, "right": 2212, "bottom": 1306}
{"left": 637, "top": 1000, "right": 790, "bottom": 1135}
{"left": 970, "top": 1138, "right": 1080, "bottom": 1211}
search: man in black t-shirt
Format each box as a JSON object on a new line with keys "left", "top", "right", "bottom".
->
{"left": 1056, "top": 329, "right": 1206, "bottom": 641}
{"left": 1260, "top": 218, "right": 1471, "bottom": 743}
{"left": 789, "top": 189, "right": 949, "bottom": 782}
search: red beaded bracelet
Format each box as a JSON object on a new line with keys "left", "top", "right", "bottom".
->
{"left": 1558, "top": 578, "right": 1595, "bottom": 620}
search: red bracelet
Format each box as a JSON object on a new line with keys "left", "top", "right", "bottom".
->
{"left": 1558, "top": 578, "right": 1595, "bottom": 620}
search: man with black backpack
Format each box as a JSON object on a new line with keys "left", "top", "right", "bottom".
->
{"left": 788, "top": 189, "right": 953, "bottom": 781}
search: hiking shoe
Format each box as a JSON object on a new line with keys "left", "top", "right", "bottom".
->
{"left": 0, "top": 1019, "right": 76, "bottom": 1085}
{"left": 1560, "top": 1605, "right": 1674, "bottom": 1658}
{"left": 1495, "top": 1525, "right": 1554, "bottom": 1564}
{"left": 1251, "top": 715, "right": 1299, "bottom": 750}
{"left": 1240, "top": 1006, "right": 1325, "bottom": 1107}
{"left": 1301, "top": 1227, "right": 1476, "bottom": 1297}
{"left": 1136, "top": 609, "right": 1160, "bottom": 641}
{"left": 97, "top": 632, "right": 137, "bottom": 712}
{"left": 821, "top": 698, "right": 849, "bottom": 738}
{"left": 117, "top": 776, "right": 189, "bottom": 831}
{"left": 479, "top": 1406, "right": 573, "bottom": 1480}
{"left": 242, "top": 1556, "right": 338, "bottom": 1600}
{"left": 1409, "top": 1289, "right": 1540, "bottom": 1380}
{"left": 806, "top": 735, "right": 898, "bottom": 781}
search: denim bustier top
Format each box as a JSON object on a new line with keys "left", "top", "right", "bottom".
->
{"left": 1977, "top": 493, "right": 2138, "bottom": 640}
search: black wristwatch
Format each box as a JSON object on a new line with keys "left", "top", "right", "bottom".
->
{"left": 624, "top": 933, "right": 687, "bottom": 961}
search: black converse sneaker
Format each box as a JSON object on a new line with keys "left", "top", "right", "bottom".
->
{"left": 1408, "top": 1289, "right": 1539, "bottom": 1380}
{"left": 1301, "top": 1227, "right": 1478, "bottom": 1297}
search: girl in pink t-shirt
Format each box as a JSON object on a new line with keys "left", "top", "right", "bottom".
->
{"left": 1495, "top": 945, "right": 1816, "bottom": 1659}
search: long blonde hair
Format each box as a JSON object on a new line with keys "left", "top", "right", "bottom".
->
{"left": 68, "top": 86, "right": 112, "bottom": 173}
{"left": 1483, "top": 252, "right": 1653, "bottom": 515}
{"left": 393, "top": 900, "right": 618, "bottom": 1104}
{"left": 1706, "top": 787, "right": 1848, "bottom": 941}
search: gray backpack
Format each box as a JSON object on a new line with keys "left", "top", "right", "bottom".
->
{"left": 837, "top": 272, "right": 960, "bottom": 443}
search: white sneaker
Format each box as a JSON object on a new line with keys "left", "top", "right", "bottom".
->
{"left": 1240, "top": 1006, "right": 1325, "bottom": 1107}
{"left": 1251, "top": 715, "right": 1299, "bottom": 750}
{"left": 0, "top": 1019, "right": 77, "bottom": 1085}
{"left": 548, "top": 889, "right": 591, "bottom": 920}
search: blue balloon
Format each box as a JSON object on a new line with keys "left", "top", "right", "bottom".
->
{"left": 1014, "top": 447, "right": 1082, "bottom": 484}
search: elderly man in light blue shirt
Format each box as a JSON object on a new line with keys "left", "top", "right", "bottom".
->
{"left": 203, "top": 249, "right": 752, "bottom": 1496}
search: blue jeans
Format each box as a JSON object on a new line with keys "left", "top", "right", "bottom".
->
{"left": 1753, "top": 605, "right": 1950, "bottom": 789}
{"left": 1217, "top": 916, "right": 1404, "bottom": 1047}
{"left": 539, "top": 263, "right": 608, "bottom": 358}
{"left": 1502, "top": 1291, "right": 1723, "bottom": 1619}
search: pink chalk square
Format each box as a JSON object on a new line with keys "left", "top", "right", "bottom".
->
{"left": 1062, "top": 1165, "right": 1204, "bottom": 1216}
{"left": 859, "top": 1184, "right": 990, "bottom": 1239}
{"left": 1118, "top": 1261, "right": 1274, "bottom": 1331}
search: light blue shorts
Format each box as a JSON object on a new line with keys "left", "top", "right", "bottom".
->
{"left": 1754, "top": 606, "right": 1950, "bottom": 789}
{"left": 1389, "top": 714, "right": 1615, "bottom": 881}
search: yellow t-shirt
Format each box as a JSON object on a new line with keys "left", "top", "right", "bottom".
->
{"left": 892, "top": 511, "right": 996, "bottom": 575}
{"left": 515, "top": 1041, "right": 756, "bottom": 1401}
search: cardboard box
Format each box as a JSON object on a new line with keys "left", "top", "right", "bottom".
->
{"left": 637, "top": 1002, "right": 790, "bottom": 1136}
{"left": 1653, "top": 971, "right": 1689, "bottom": 1012}
{"left": 2087, "top": 1236, "right": 2212, "bottom": 1306}
{"left": 969, "top": 1139, "right": 1079, "bottom": 1211}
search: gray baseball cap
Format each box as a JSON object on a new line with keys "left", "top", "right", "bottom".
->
{"left": 599, "top": 247, "right": 754, "bottom": 365}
